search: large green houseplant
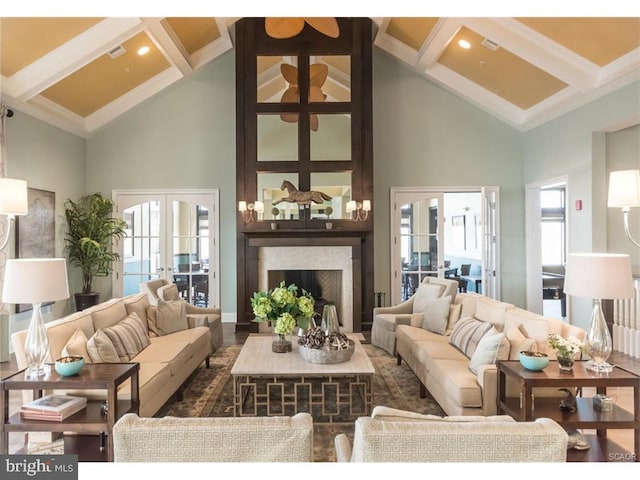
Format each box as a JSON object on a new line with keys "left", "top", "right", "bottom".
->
{"left": 64, "top": 193, "right": 127, "bottom": 311}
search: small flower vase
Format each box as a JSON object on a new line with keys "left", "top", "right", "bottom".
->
{"left": 557, "top": 354, "right": 575, "bottom": 372}
{"left": 272, "top": 333, "right": 292, "bottom": 353}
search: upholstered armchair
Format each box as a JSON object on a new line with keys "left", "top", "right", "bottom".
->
{"left": 371, "top": 277, "right": 459, "bottom": 355}
{"left": 140, "top": 278, "right": 223, "bottom": 352}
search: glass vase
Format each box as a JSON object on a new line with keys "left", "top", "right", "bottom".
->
{"left": 585, "top": 299, "right": 613, "bottom": 372}
{"left": 557, "top": 355, "right": 575, "bottom": 372}
{"left": 272, "top": 333, "right": 292, "bottom": 353}
{"left": 321, "top": 303, "right": 340, "bottom": 336}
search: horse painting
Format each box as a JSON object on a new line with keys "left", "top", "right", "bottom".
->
{"left": 272, "top": 180, "right": 332, "bottom": 206}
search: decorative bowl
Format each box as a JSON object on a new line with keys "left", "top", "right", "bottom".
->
{"left": 298, "top": 340, "right": 355, "bottom": 364}
{"left": 519, "top": 351, "right": 549, "bottom": 371}
{"left": 55, "top": 356, "right": 85, "bottom": 376}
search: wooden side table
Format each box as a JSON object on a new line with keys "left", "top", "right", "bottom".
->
{"left": 1, "top": 363, "right": 139, "bottom": 462}
{"left": 497, "top": 359, "right": 639, "bottom": 462}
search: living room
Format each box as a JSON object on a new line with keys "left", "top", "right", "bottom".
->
{"left": 1, "top": 3, "right": 639, "bottom": 476}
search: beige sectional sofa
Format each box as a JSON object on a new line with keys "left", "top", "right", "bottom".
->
{"left": 11, "top": 293, "right": 213, "bottom": 417}
{"left": 113, "top": 412, "right": 314, "bottom": 462}
{"left": 395, "top": 292, "right": 586, "bottom": 416}
{"left": 335, "top": 406, "right": 568, "bottom": 462}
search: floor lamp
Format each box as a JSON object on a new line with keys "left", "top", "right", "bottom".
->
{"left": 2, "top": 258, "right": 70, "bottom": 378}
{"left": 564, "top": 253, "right": 634, "bottom": 372}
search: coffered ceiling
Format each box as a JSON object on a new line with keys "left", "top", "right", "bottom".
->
{"left": 1, "top": 16, "right": 638, "bottom": 137}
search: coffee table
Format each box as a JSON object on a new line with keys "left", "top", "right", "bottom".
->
{"left": 231, "top": 334, "right": 374, "bottom": 422}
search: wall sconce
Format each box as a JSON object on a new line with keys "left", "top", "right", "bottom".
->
{"left": 346, "top": 199, "right": 371, "bottom": 221}
{"left": 238, "top": 200, "right": 264, "bottom": 222}
{"left": 0, "top": 177, "right": 29, "bottom": 250}
{"left": 608, "top": 169, "right": 640, "bottom": 248}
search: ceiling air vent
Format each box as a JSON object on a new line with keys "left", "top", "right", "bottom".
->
{"left": 108, "top": 45, "right": 126, "bottom": 59}
{"left": 481, "top": 38, "right": 499, "bottom": 52}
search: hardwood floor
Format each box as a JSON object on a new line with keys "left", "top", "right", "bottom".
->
{"left": 1, "top": 324, "right": 637, "bottom": 460}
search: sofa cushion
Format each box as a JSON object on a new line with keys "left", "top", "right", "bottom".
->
{"left": 445, "top": 303, "right": 463, "bottom": 335}
{"left": 101, "top": 312, "right": 151, "bottom": 362}
{"left": 474, "top": 297, "right": 513, "bottom": 330}
{"left": 371, "top": 406, "right": 515, "bottom": 423}
{"left": 124, "top": 294, "right": 149, "bottom": 327}
{"left": 428, "top": 359, "right": 483, "bottom": 408}
{"left": 468, "top": 330, "right": 506, "bottom": 375}
{"left": 86, "top": 329, "right": 121, "bottom": 363}
{"left": 61, "top": 328, "right": 91, "bottom": 362}
{"left": 414, "top": 341, "right": 468, "bottom": 364}
{"left": 412, "top": 283, "right": 445, "bottom": 314}
{"left": 504, "top": 309, "right": 551, "bottom": 354}
{"left": 133, "top": 338, "right": 193, "bottom": 376}
{"left": 156, "top": 300, "right": 189, "bottom": 335}
{"left": 449, "top": 317, "right": 493, "bottom": 358}
{"left": 421, "top": 295, "right": 452, "bottom": 335}
{"left": 157, "top": 283, "right": 180, "bottom": 301}
{"left": 91, "top": 298, "right": 128, "bottom": 331}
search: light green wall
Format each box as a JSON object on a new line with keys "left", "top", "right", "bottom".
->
{"left": 372, "top": 50, "right": 525, "bottom": 306}
{"left": 5, "top": 110, "right": 86, "bottom": 332}
{"left": 85, "top": 51, "right": 236, "bottom": 311}
{"left": 522, "top": 81, "right": 640, "bottom": 328}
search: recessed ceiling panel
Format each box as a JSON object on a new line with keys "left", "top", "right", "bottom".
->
{"left": 386, "top": 17, "right": 439, "bottom": 51}
{"left": 438, "top": 27, "right": 568, "bottom": 110}
{"left": 164, "top": 17, "right": 220, "bottom": 55}
{"left": 0, "top": 17, "right": 103, "bottom": 77}
{"left": 516, "top": 17, "right": 640, "bottom": 67}
{"left": 40, "top": 32, "right": 170, "bottom": 117}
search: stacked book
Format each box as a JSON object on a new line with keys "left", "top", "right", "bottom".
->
{"left": 21, "top": 394, "right": 87, "bottom": 421}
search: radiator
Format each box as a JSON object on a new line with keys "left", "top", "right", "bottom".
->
{"left": 613, "top": 277, "right": 640, "bottom": 359}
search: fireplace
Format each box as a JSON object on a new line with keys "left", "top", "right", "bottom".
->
{"left": 259, "top": 246, "right": 353, "bottom": 332}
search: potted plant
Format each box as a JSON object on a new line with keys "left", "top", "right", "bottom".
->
{"left": 324, "top": 206, "right": 333, "bottom": 229}
{"left": 64, "top": 193, "right": 128, "bottom": 311}
{"left": 270, "top": 207, "right": 280, "bottom": 230}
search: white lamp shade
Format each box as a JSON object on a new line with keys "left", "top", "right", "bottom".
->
{"left": 346, "top": 200, "right": 356, "bottom": 212}
{"left": 608, "top": 170, "right": 640, "bottom": 208}
{"left": 2, "top": 258, "right": 70, "bottom": 304}
{"left": 0, "top": 178, "right": 28, "bottom": 216}
{"left": 564, "top": 253, "right": 634, "bottom": 300}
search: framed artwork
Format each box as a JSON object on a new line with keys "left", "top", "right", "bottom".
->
{"left": 15, "top": 188, "right": 56, "bottom": 313}
{"left": 451, "top": 215, "right": 466, "bottom": 250}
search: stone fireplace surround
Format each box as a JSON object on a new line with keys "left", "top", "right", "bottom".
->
{"left": 259, "top": 246, "right": 353, "bottom": 332}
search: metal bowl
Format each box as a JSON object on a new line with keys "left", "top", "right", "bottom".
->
{"left": 298, "top": 340, "right": 355, "bottom": 364}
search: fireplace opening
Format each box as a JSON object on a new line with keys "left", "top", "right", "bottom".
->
{"left": 268, "top": 270, "right": 342, "bottom": 326}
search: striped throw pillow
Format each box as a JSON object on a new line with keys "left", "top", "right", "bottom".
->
{"left": 448, "top": 316, "right": 493, "bottom": 358}
{"left": 102, "top": 312, "right": 150, "bottom": 361}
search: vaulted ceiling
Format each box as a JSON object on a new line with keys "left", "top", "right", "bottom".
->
{"left": 1, "top": 17, "right": 639, "bottom": 138}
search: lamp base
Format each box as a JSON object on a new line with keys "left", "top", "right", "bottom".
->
{"left": 585, "top": 359, "right": 614, "bottom": 373}
{"left": 25, "top": 363, "right": 51, "bottom": 379}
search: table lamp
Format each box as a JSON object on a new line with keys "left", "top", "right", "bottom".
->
{"left": 563, "top": 253, "right": 634, "bottom": 372}
{"left": 1, "top": 258, "right": 70, "bottom": 378}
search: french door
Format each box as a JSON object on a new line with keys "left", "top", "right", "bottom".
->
{"left": 112, "top": 190, "right": 219, "bottom": 309}
{"left": 390, "top": 187, "right": 500, "bottom": 305}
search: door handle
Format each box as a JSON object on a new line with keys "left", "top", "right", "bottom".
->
{"left": 156, "top": 267, "right": 165, "bottom": 272}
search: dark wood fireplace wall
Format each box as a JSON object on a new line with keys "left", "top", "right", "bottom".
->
{"left": 234, "top": 18, "right": 374, "bottom": 333}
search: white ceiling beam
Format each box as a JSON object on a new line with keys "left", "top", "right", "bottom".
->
{"left": 464, "top": 17, "right": 599, "bottom": 91}
{"left": 189, "top": 19, "right": 234, "bottom": 70}
{"left": 4, "top": 17, "right": 146, "bottom": 101}
{"left": 416, "top": 18, "right": 462, "bottom": 70}
{"left": 144, "top": 18, "right": 193, "bottom": 75}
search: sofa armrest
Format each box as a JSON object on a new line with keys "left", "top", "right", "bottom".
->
{"left": 373, "top": 297, "right": 414, "bottom": 317}
{"left": 334, "top": 433, "right": 352, "bottom": 462}
{"left": 476, "top": 363, "right": 498, "bottom": 416}
{"left": 185, "top": 304, "right": 221, "bottom": 317}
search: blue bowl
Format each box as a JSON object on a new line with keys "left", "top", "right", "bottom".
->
{"left": 519, "top": 351, "right": 549, "bottom": 371}
{"left": 55, "top": 356, "right": 85, "bottom": 376}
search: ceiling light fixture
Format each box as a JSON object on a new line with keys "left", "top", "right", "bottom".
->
{"left": 458, "top": 39, "right": 471, "bottom": 49}
{"left": 137, "top": 46, "right": 150, "bottom": 56}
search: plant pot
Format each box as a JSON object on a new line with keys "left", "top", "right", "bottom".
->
{"left": 271, "top": 222, "right": 278, "bottom": 230}
{"left": 74, "top": 293, "right": 100, "bottom": 312}
{"left": 325, "top": 222, "right": 333, "bottom": 230}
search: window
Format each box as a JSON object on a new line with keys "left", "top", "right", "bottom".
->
{"left": 540, "top": 186, "right": 566, "bottom": 265}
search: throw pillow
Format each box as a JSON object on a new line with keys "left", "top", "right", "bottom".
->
{"left": 101, "top": 312, "right": 151, "bottom": 362}
{"left": 156, "top": 299, "right": 189, "bottom": 335}
{"left": 157, "top": 284, "right": 180, "bottom": 302}
{"left": 146, "top": 305, "right": 161, "bottom": 337}
{"left": 86, "top": 329, "right": 120, "bottom": 363}
{"left": 421, "top": 295, "right": 452, "bottom": 335}
{"left": 506, "top": 326, "right": 537, "bottom": 360}
{"left": 412, "top": 283, "right": 445, "bottom": 314}
{"left": 468, "top": 330, "right": 506, "bottom": 375}
{"left": 445, "top": 303, "right": 463, "bottom": 335}
{"left": 448, "top": 316, "right": 493, "bottom": 358}
{"left": 61, "top": 328, "right": 91, "bottom": 362}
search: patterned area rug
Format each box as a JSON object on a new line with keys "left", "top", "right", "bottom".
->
{"left": 166, "top": 342, "right": 445, "bottom": 462}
